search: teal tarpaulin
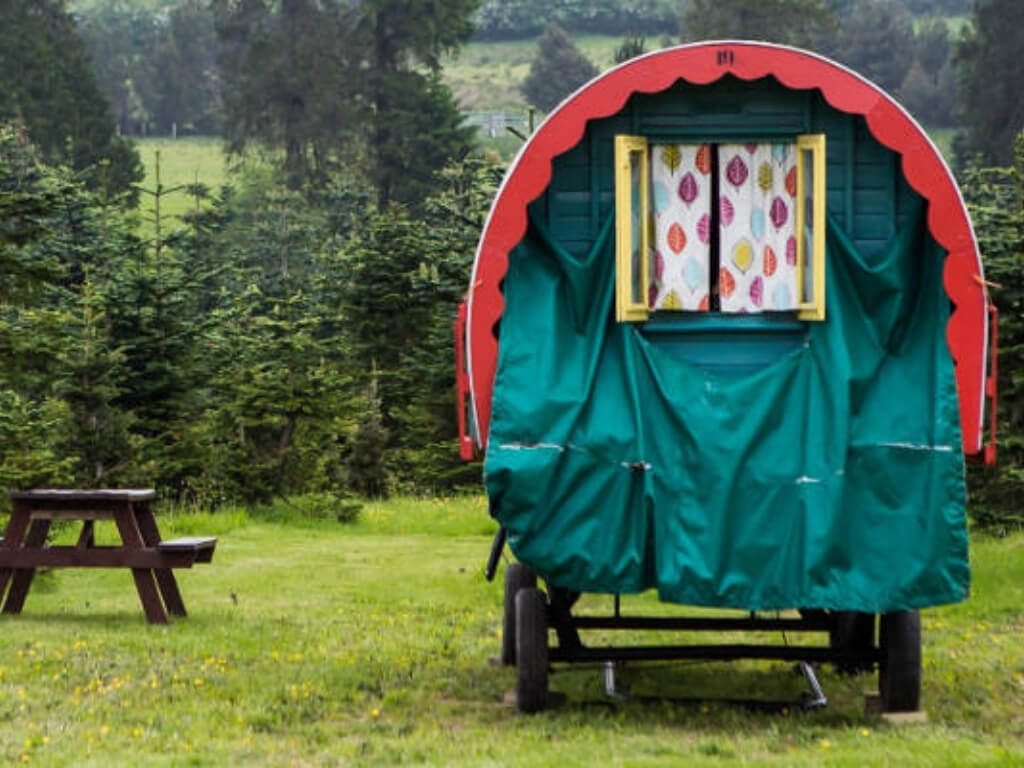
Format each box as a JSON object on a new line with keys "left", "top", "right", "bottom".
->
{"left": 484, "top": 204, "right": 969, "bottom": 612}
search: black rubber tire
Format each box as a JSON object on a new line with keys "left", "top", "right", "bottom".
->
{"left": 879, "top": 610, "right": 922, "bottom": 712}
{"left": 502, "top": 563, "right": 536, "bottom": 665}
{"left": 515, "top": 587, "right": 549, "bottom": 714}
{"left": 830, "top": 611, "right": 876, "bottom": 675}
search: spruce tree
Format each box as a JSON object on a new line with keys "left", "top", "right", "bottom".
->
{"left": 962, "top": 134, "right": 1024, "bottom": 531}
{"left": 0, "top": 0, "right": 143, "bottom": 201}
{"left": 521, "top": 24, "right": 599, "bottom": 114}
{"left": 680, "top": 0, "right": 836, "bottom": 49}
{"left": 955, "top": 0, "right": 1024, "bottom": 164}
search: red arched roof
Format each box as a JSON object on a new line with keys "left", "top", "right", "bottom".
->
{"left": 467, "top": 41, "right": 989, "bottom": 456}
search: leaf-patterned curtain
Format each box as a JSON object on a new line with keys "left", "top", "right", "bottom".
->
{"left": 718, "top": 143, "right": 798, "bottom": 313}
{"left": 649, "top": 144, "right": 713, "bottom": 311}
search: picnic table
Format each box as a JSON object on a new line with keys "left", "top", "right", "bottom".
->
{"left": 0, "top": 489, "right": 216, "bottom": 624}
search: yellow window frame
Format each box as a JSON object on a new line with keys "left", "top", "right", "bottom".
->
{"left": 614, "top": 135, "right": 650, "bottom": 323}
{"left": 795, "top": 134, "right": 827, "bottom": 321}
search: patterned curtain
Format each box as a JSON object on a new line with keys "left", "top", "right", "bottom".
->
{"left": 718, "top": 143, "right": 798, "bottom": 313}
{"left": 649, "top": 144, "right": 713, "bottom": 311}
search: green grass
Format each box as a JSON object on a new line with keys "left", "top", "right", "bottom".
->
{"left": 133, "top": 137, "right": 229, "bottom": 240}
{"left": 444, "top": 35, "right": 624, "bottom": 112}
{"left": 0, "top": 496, "right": 1022, "bottom": 765}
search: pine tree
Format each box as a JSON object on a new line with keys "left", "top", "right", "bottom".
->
{"left": 0, "top": 0, "right": 143, "bottom": 201}
{"left": 373, "top": 71, "right": 475, "bottom": 211}
{"left": 214, "top": 0, "right": 360, "bottom": 188}
{"left": 54, "top": 277, "right": 139, "bottom": 486}
{"left": 826, "top": 0, "right": 915, "bottom": 94}
{"left": 680, "top": 0, "right": 836, "bottom": 49}
{"left": 521, "top": 24, "right": 599, "bottom": 114}
{"left": 214, "top": 0, "right": 477, "bottom": 198}
{"left": 193, "top": 182, "right": 352, "bottom": 503}
{"left": 955, "top": 0, "right": 1024, "bottom": 164}
{"left": 962, "top": 133, "right": 1024, "bottom": 531}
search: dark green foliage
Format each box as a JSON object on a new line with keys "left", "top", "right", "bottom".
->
{"left": 373, "top": 71, "right": 476, "bottom": 211}
{"left": 0, "top": 0, "right": 143, "bottom": 202}
{"left": 914, "top": 16, "right": 952, "bottom": 77}
{"left": 827, "top": 0, "right": 969, "bottom": 14}
{"left": 680, "top": 0, "right": 837, "bottom": 48}
{"left": 53, "top": 278, "right": 139, "bottom": 485}
{"left": 614, "top": 36, "right": 647, "bottom": 65}
{"left": 955, "top": 0, "right": 1024, "bottom": 164}
{"left": 341, "top": 157, "right": 498, "bottom": 493}
{"left": 896, "top": 16, "right": 956, "bottom": 127}
{"left": 192, "top": 181, "right": 353, "bottom": 503}
{"left": 150, "top": 0, "right": 222, "bottom": 135}
{"left": 77, "top": 0, "right": 220, "bottom": 136}
{"left": 215, "top": 0, "right": 477, "bottom": 200}
{"left": 0, "top": 124, "right": 68, "bottom": 299}
{"left": 214, "top": 0, "right": 360, "bottom": 188}
{"left": 899, "top": 0, "right": 969, "bottom": 11}
{"left": 0, "top": 125, "right": 141, "bottom": 492}
{"left": 0, "top": 393, "right": 76, "bottom": 501}
{"left": 76, "top": 3, "right": 158, "bottom": 137}
{"left": 359, "top": 0, "right": 479, "bottom": 72}
{"left": 899, "top": 60, "right": 957, "bottom": 127}
{"left": 522, "top": 24, "right": 599, "bottom": 114}
{"left": 962, "top": 134, "right": 1024, "bottom": 532}
{"left": 346, "top": 376, "right": 389, "bottom": 498}
{"left": 825, "top": 0, "right": 915, "bottom": 93}
{"left": 474, "top": 0, "right": 679, "bottom": 40}
{"left": 362, "top": 0, "right": 479, "bottom": 206}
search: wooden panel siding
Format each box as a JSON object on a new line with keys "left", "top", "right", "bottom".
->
{"left": 530, "top": 75, "right": 928, "bottom": 374}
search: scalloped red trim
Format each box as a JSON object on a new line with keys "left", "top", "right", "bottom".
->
{"left": 467, "top": 42, "right": 987, "bottom": 455}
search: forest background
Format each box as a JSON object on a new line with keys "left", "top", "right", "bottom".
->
{"left": 0, "top": 0, "right": 1021, "bottom": 531}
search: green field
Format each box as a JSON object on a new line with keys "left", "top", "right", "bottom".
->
{"left": 133, "top": 137, "right": 229, "bottom": 239}
{"left": 0, "top": 496, "right": 1021, "bottom": 766}
{"left": 445, "top": 35, "right": 624, "bottom": 112}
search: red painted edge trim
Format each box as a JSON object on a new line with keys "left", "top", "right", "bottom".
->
{"left": 454, "top": 302, "right": 475, "bottom": 460}
{"left": 466, "top": 41, "right": 988, "bottom": 457}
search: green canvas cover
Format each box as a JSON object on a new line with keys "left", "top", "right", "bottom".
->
{"left": 484, "top": 202, "right": 969, "bottom": 612}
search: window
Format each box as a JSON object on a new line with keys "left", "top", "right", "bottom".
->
{"left": 615, "top": 135, "right": 827, "bottom": 322}
{"left": 796, "top": 134, "right": 826, "bottom": 320}
{"left": 614, "top": 135, "right": 650, "bottom": 322}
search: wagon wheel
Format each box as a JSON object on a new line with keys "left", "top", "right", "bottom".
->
{"left": 515, "top": 587, "right": 549, "bottom": 713}
{"left": 830, "top": 611, "right": 876, "bottom": 675}
{"left": 502, "top": 562, "right": 536, "bottom": 665}
{"left": 879, "top": 610, "right": 921, "bottom": 712}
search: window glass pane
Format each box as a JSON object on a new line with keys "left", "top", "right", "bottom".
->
{"left": 630, "top": 149, "right": 643, "bottom": 305}
{"left": 801, "top": 147, "right": 815, "bottom": 304}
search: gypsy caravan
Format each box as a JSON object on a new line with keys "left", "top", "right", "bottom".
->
{"left": 454, "top": 42, "right": 997, "bottom": 713}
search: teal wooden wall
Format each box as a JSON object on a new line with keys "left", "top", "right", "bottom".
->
{"left": 521, "top": 75, "right": 927, "bottom": 374}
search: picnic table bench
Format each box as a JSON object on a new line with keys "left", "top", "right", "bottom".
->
{"left": 0, "top": 489, "right": 216, "bottom": 624}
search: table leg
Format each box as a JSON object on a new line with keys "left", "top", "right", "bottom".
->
{"left": 113, "top": 504, "right": 168, "bottom": 625}
{"left": 3, "top": 519, "right": 52, "bottom": 614}
{"left": 0, "top": 502, "right": 33, "bottom": 606}
{"left": 135, "top": 503, "right": 187, "bottom": 617}
{"left": 76, "top": 520, "right": 94, "bottom": 549}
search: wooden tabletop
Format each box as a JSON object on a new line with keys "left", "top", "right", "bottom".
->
{"left": 8, "top": 489, "right": 156, "bottom": 502}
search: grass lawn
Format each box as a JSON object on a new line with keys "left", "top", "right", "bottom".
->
{"left": 0, "top": 496, "right": 1021, "bottom": 766}
{"left": 133, "top": 137, "right": 229, "bottom": 240}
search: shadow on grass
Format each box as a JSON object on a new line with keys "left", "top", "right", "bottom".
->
{"left": 461, "top": 658, "right": 876, "bottom": 729}
{"left": 0, "top": 610, "right": 229, "bottom": 629}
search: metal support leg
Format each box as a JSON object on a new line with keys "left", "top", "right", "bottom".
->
{"left": 798, "top": 662, "right": 828, "bottom": 710}
{"left": 604, "top": 662, "right": 629, "bottom": 701}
